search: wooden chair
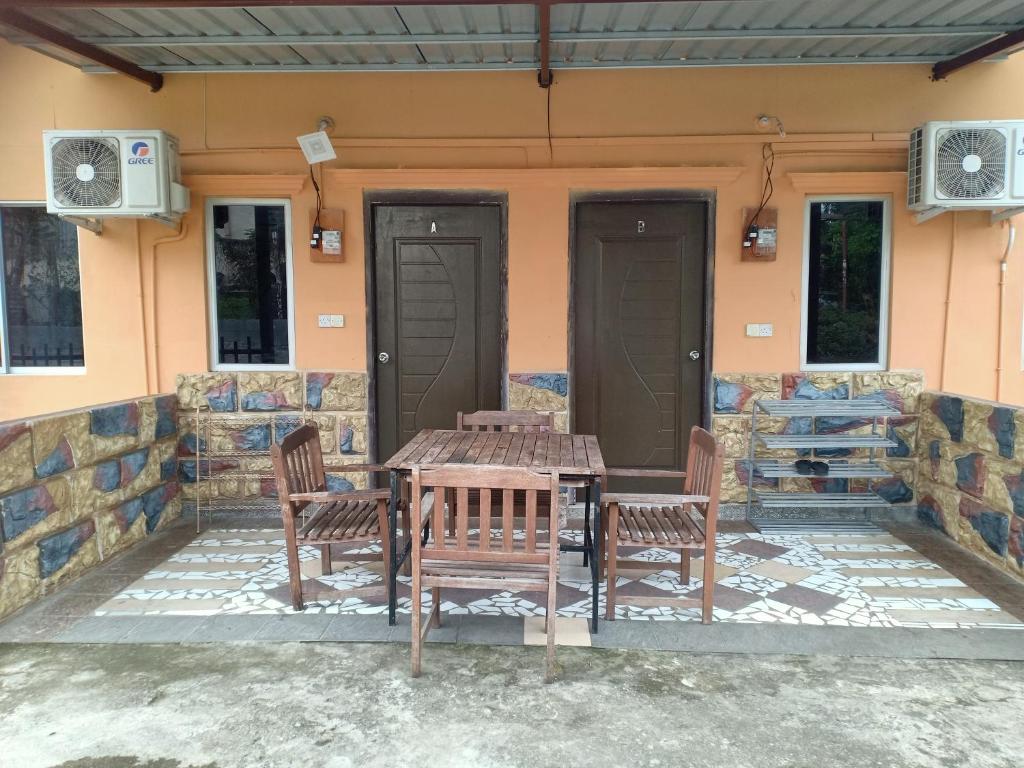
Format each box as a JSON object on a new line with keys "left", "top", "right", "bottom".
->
{"left": 450, "top": 409, "right": 559, "bottom": 537}
{"left": 410, "top": 464, "right": 561, "bottom": 682}
{"left": 456, "top": 409, "right": 555, "bottom": 432}
{"left": 270, "top": 424, "right": 394, "bottom": 611}
{"left": 600, "top": 426, "right": 724, "bottom": 624}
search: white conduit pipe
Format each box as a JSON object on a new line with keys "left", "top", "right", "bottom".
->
{"left": 996, "top": 220, "right": 1016, "bottom": 403}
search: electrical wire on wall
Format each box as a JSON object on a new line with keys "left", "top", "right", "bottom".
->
{"left": 310, "top": 163, "right": 323, "bottom": 242}
{"left": 546, "top": 80, "right": 554, "bottom": 166}
{"left": 744, "top": 143, "right": 775, "bottom": 239}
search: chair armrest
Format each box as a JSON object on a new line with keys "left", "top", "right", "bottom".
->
{"left": 288, "top": 489, "right": 391, "bottom": 503}
{"left": 601, "top": 493, "right": 709, "bottom": 506}
{"left": 604, "top": 468, "right": 687, "bottom": 479}
{"left": 322, "top": 463, "right": 389, "bottom": 474}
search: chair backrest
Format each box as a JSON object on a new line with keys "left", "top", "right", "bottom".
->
{"left": 269, "top": 423, "right": 325, "bottom": 513}
{"left": 683, "top": 426, "right": 725, "bottom": 524}
{"left": 456, "top": 410, "right": 555, "bottom": 433}
{"left": 412, "top": 464, "right": 560, "bottom": 564}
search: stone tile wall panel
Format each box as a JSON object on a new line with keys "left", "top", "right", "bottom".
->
{"left": 917, "top": 390, "right": 1024, "bottom": 579}
{"left": 176, "top": 371, "right": 372, "bottom": 506}
{"left": 0, "top": 393, "right": 182, "bottom": 621}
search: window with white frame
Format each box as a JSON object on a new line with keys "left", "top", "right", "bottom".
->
{"left": 802, "top": 196, "right": 891, "bottom": 371}
{"left": 0, "top": 205, "right": 84, "bottom": 372}
{"left": 206, "top": 199, "right": 294, "bottom": 370}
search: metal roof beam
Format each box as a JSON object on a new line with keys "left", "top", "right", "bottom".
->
{"left": 932, "top": 26, "right": 1024, "bottom": 80}
{"left": 537, "top": 1, "right": 551, "bottom": 87}
{"left": 0, "top": 7, "right": 163, "bottom": 90}
{"left": 79, "top": 54, "right": 951, "bottom": 74}
{"left": 0, "top": 0, "right": 735, "bottom": 6}
{"left": 33, "top": 24, "right": 1022, "bottom": 48}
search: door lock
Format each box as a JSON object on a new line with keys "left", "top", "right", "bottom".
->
{"left": 377, "top": 352, "right": 390, "bottom": 364}
{"left": 689, "top": 350, "right": 701, "bottom": 361}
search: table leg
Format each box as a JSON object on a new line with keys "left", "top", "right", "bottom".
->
{"left": 590, "top": 477, "right": 601, "bottom": 634}
{"left": 582, "top": 485, "right": 592, "bottom": 567}
{"left": 388, "top": 469, "right": 399, "bottom": 627}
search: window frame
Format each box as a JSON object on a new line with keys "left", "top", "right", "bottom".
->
{"left": 205, "top": 196, "right": 295, "bottom": 372}
{"left": 0, "top": 201, "right": 87, "bottom": 376}
{"left": 800, "top": 194, "right": 893, "bottom": 373}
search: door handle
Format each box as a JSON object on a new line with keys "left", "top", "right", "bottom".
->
{"left": 689, "top": 350, "right": 701, "bottom": 361}
{"left": 377, "top": 352, "right": 390, "bottom": 364}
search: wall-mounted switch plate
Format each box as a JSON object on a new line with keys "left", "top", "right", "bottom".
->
{"left": 746, "top": 323, "right": 773, "bottom": 337}
{"left": 319, "top": 314, "right": 345, "bottom": 328}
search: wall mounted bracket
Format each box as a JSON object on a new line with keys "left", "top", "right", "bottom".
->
{"left": 58, "top": 215, "right": 103, "bottom": 234}
{"left": 991, "top": 207, "right": 1024, "bottom": 224}
{"left": 913, "top": 207, "right": 947, "bottom": 225}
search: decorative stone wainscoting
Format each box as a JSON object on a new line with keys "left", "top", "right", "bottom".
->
{"left": 0, "top": 395, "right": 181, "bottom": 620}
{"left": 176, "top": 371, "right": 371, "bottom": 506}
{"left": 508, "top": 373, "right": 568, "bottom": 432}
{"left": 711, "top": 371, "right": 924, "bottom": 509}
{"left": 916, "top": 392, "right": 1024, "bottom": 579}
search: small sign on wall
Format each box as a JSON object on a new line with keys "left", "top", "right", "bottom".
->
{"left": 741, "top": 206, "right": 778, "bottom": 262}
{"left": 310, "top": 208, "right": 344, "bottom": 263}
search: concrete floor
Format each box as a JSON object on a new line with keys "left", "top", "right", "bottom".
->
{"left": 1, "top": 642, "right": 1021, "bottom": 768}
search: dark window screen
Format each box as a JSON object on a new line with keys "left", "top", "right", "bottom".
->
{"left": 806, "top": 200, "right": 885, "bottom": 366}
{"left": 211, "top": 203, "right": 290, "bottom": 366}
{"left": 1, "top": 206, "right": 83, "bottom": 368}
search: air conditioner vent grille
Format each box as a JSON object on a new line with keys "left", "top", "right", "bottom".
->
{"left": 935, "top": 128, "right": 1006, "bottom": 200}
{"left": 908, "top": 127, "right": 924, "bottom": 208}
{"left": 50, "top": 137, "right": 121, "bottom": 208}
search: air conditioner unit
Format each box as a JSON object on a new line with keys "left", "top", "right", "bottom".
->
{"left": 908, "top": 121, "right": 1024, "bottom": 212}
{"left": 43, "top": 130, "right": 189, "bottom": 223}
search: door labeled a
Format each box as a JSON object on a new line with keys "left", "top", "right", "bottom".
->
{"left": 372, "top": 203, "right": 502, "bottom": 461}
{"left": 572, "top": 201, "right": 707, "bottom": 491}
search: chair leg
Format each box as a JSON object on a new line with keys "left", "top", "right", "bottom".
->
{"left": 379, "top": 519, "right": 392, "bottom": 603}
{"left": 680, "top": 548, "right": 691, "bottom": 585}
{"left": 401, "top": 502, "right": 412, "bottom": 577}
{"left": 605, "top": 509, "right": 618, "bottom": 621}
{"left": 320, "top": 544, "right": 333, "bottom": 576}
{"left": 598, "top": 509, "right": 607, "bottom": 579}
{"left": 701, "top": 544, "right": 715, "bottom": 625}
{"left": 431, "top": 587, "right": 442, "bottom": 628}
{"left": 284, "top": 530, "right": 304, "bottom": 612}
{"left": 545, "top": 591, "right": 557, "bottom": 683}
{"left": 411, "top": 560, "right": 422, "bottom": 678}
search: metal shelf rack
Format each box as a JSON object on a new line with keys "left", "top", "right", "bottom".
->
{"left": 745, "top": 398, "right": 901, "bottom": 520}
{"left": 191, "top": 407, "right": 301, "bottom": 531}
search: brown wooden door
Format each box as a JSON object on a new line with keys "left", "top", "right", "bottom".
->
{"left": 572, "top": 200, "right": 707, "bottom": 491}
{"left": 372, "top": 203, "right": 503, "bottom": 461}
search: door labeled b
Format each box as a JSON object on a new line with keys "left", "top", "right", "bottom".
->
{"left": 572, "top": 200, "right": 708, "bottom": 491}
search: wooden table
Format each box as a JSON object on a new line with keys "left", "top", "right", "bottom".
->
{"left": 383, "top": 429, "right": 607, "bottom": 631}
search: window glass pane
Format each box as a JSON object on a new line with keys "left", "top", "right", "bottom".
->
{"left": 211, "top": 203, "right": 290, "bottom": 366}
{"left": 806, "top": 200, "right": 885, "bottom": 366}
{"left": 1, "top": 206, "right": 83, "bottom": 368}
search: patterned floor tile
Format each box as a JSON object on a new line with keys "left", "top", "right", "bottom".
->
{"left": 88, "top": 529, "right": 1023, "bottom": 631}
{"left": 768, "top": 584, "right": 846, "bottom": 615}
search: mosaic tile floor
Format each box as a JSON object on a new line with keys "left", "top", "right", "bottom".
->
{"left": 92, "top": 529, "right": 1023, "bottom": 630}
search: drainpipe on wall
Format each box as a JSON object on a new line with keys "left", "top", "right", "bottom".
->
{"left": 939, "top": 212, "right": 958, "bottom": 391}
{"left": 995, "top": 219, "right": 1016, "bottom": 403}
{"left": 146, "top": 220, "right": 189, "bottom": 393}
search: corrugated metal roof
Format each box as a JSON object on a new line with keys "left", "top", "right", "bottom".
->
{"left": 2, "top": 1, "right": 1023, "bottom": 74}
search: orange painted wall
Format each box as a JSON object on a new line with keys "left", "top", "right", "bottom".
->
{"left": 1, "top": 38, "right": 1023, "bottom": 420}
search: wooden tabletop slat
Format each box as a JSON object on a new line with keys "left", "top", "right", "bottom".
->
{"left": 489, "top": 432, "right": 514, "bottom": 465}
{"left": 475, "top": 432, "right": 503, "bottom": 464}
{"left": 384, "top": 429, "right": 604, "bottom": 476}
